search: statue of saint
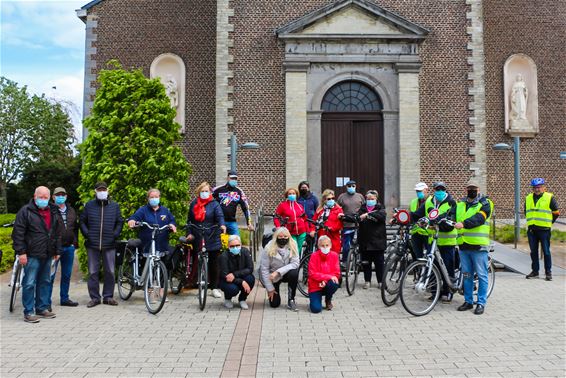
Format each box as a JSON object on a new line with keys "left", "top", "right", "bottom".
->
{"left": 165, "top": 74, "right": 178, "bottom": 108}
{"left": 510, "top": 74, "right": 528, "bottom": 121}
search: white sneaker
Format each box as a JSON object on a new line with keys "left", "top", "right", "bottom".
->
{"left": 212, "top": 289, "right": 222, "bottom": 298}
{"left": 239, "top": 301, "right": 249, "bottom": 310}
{"left": 224, "top": 299, "right": 234, "bottom": 309}
{"left": 377, "top": 282, "right": 382, "bottom": 289}
{"left": 363, "top": 282, "right": 370, "bottom": 289}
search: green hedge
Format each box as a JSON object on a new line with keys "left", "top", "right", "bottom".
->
{"left": 493, "top": 224, "right": 566, "bottom": 243}
{"left": 0, "top": 214, "right": 16, "bottom": 274}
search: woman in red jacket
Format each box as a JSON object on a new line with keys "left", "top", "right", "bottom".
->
{"left": 274, "top": 188, "right": 308, "bottom": 255}
{"left": 313, "top": 189, "right": 344, "bottom": 254}
{"left": 308, "top": 235, "right": 340, "bottom": 313}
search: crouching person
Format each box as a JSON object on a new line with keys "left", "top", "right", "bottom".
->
{"left": 218, "top": 235, "right": 255, "bottom": 309}
{"left": 259, "top": 227, "right": 300, "bottom": 312}
{"left": 308, "top": 235, "right": 340, "bottom": 313}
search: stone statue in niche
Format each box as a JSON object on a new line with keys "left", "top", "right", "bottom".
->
{"left": 510, "top": 74, "right": 530, "bottom": 129}
{"left": 165, "top": 74, "right": 178, "bottom": 109}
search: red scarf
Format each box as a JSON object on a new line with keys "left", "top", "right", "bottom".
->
{"left": 194, "top": 196, "right": 213, "bottom": 222}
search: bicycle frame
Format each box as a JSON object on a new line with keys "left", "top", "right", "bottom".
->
{"left": 131, "top": 222, "right": 169, "bottom": 287}
{"left": 418, "top": 220, "right": 457, "bottom": 293}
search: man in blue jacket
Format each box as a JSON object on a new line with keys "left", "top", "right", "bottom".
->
{"left": 80, "top": 182, "right": 124, "bottom": 308}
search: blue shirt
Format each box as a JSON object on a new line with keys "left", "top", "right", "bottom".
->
{"left": 128, "top": 204, "right": 176, "bottom": 253}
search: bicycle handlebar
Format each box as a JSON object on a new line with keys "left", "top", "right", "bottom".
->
{"left": 134, "top": 221, "right": 172, "bottom": 231}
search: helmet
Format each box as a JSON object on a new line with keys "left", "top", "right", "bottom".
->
{"left": 530, "top": 178, "right": 545, "bottom": 186}
{"left": 414, "top": 182, "right": 428, "bottom": 191}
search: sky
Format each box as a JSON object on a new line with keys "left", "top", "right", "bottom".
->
{"left": 1, "top": 0, "right": 87, "bottom": 141}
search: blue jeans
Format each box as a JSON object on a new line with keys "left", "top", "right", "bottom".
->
{"left": 309, "top": 280, "right": 339, "bottom": 313}
{"left": 22, "top": 256, "right": 52, "bottom": 315}
{"left": 411, "top": 233, "right": 429, "bottom": 259}
{"left": 49, "top": 245, "right": 75, "bottom": 304}
{"left": 219, "top": 274, "right": 255, "bottom": 301}
{"left": 225, "top": 221, "right": 240, "bottom": 236}
{"left": 341, "top": 229, "right": 355, "bottom": 262}
{"left": 527, "top": 228, "right": 552, "bottom": 273}
{"left": 459, "top": 249, "right": 489, "bottom": 306}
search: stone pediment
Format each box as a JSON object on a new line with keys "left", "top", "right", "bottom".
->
{"left": 276, "top": 0, "right": 428, "bottom": 40}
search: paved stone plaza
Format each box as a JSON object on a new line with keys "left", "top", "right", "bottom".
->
{"left": 1, "top": 270, "right": 564, "bottom": 377}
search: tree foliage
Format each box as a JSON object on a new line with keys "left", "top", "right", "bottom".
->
{"left": 0, "top": 76, "right": 75, "bottom": 213}
{"left": 77, "top": 61, "right": 191, "bottom": 235}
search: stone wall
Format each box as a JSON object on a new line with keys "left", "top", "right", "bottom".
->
{"left": 84, "top": 0, "right": 217, "bottom": 192}
{"left": 484, "top": 0, "right": 566, "bottom": 218}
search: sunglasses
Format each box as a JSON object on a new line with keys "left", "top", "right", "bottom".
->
{"left": 230, "top": 244, "right": 242, "bottom": 247}
{"left": 346, "top": 185, "right": 355, "bottom": 188}
{"left": 326, "top": 197, "right": 335, "bottom": 200}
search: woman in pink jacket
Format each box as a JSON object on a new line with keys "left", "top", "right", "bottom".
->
{"left": 308, "top": 235, "right": 341, "bottom": 313}
{"left": 274, "top": 188, "right": 309, "bottom": 255}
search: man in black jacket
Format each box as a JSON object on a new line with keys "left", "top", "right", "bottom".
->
{"left": 80, "top": 182, "right": 124, "bottom": 308}
{"left": 12, "top": 186, "right": 62, "bottom": 323}
{"left": 48, "top": 187, "right": 80, "bottom": 309}
{"left": 218, "top": 235, "right": 255, "bottom": 310}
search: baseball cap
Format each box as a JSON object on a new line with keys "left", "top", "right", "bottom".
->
{"left": 432, "top": 181, "right": 447, "bottom": 190}
{"left": 94, "top": 181, "right": 108, "bottom": 190}
{"left": 414, "top": 182, "right": 428, "bottom": 191}
{"left": 466, "top": 179, "right": 480, "bottom": 188}
{"left": 227, "top": 170, "right": 238, "bottom": 178}
{"left": 345, "top": 180, "right": 356, "bottom": 186}
{"left": 53, "top": 187, "right": 67, "bottom": 195}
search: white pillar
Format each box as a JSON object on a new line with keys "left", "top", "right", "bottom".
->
{"left": 284, "top": 62, "right": 309, "bottom": 189}
{"left": 397, "top": 63, "right": 422, "bottom": 207}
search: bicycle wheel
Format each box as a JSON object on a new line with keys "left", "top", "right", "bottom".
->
{"left": 297, "top": 253, "right": 311, "bottom": 298}
{"left": 117, "top": 247, "right": 135, "bottom": 300}
{"left": 198, "top": 255, "right": 208, "bottom": 310}
{"left": 9, "top": 262, "right": 22, "bottom": 313}
{"left": 381, "top": 253, "right": 406, "bottom": 307}
{"left": 486, "top": 258, "right": 495, "bottom": 298}
{"left": 169, "top": 249, "right": 186, "bottom": 295}
{"left": 144, "top": 259, "right": 168, "bottom": 314}
{"left": 345, "top": 246, "right": 359, "bottom": 296}
{"left": 400, "top": 260, "right": 441, "bottom": 316}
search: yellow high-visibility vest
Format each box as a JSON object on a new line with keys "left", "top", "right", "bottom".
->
{"left": 456, "top": 198, "right": 493, "bottom": 247}
{"left": 409, "top": 197, "right": 429, "bottom": 236}
{"left": 425, "top": 197, "right": 457, "bottom": 246}
{"left": 525, "top": 192, "right": 554, "bottom": 228}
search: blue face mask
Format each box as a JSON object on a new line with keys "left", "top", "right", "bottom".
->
{"left": 229, "top": 246, "right": 241, "bottom": 255}
{"left": 434, "top": 190, "right": 447, "bottom": 202}
{"left": 228, "top": 179, "right": 237, "bottom": 187}
{"left": 200, "top": 191, "right": 210, "bottom": 200}
{"left": 54, "top": 195, "right": 67, "bottom": 205}
{"left": 416, "top": 191, "right": 425, "bottom": 200}
{"left": 347, "top": 187, "right": 355, "bottom": 194}
{"left": 366, "top": 199, "right": 377, "bottom": 207}
{"left": 326, "top": 199, "right": 335, "bottom": 208}
{"left": 149, "top": 198, "right": 160, "bottom": 207}
{"left": 35, "top": 198, "right": 49, "bottom": 209}
{"left": 288, "top": 194, "right": 296, "bottom": 202}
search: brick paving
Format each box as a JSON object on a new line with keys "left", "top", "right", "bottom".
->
{"left": 1, "top": 271, "right": 564, "bottom": 377}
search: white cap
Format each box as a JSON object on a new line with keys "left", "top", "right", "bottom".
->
{"left": 414, "top": 182, "right": 428, "bottom": 191}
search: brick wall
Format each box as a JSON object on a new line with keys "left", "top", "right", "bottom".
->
{"left": 86, "top": 0, "right": 217, "bottom": 194}
{"left": 484, "top": 0, "right": 566, "bottom": 218}
{"left": 231, "top": 0, "right": 472, "bottom": 211}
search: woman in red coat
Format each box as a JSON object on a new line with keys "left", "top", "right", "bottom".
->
{"left": 313, "top": 189, "right": 344, "bottom": 254}
{"left": 274, "top": 188, "right": 308, "bottom": 255}
{"left": 308, "top": 235, "right": 340, "bottom": 313}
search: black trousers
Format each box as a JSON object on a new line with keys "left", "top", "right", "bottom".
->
{"left": 361, "top": 250, "right": 385, "bottom": 283}
{"left": 269, "top": 268, "right": 299, "bottom": 308}
{"left": 208, "top": 250, "right": 220, "bottom": 289}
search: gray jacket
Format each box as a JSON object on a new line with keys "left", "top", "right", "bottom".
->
{"left": 259, "top": 241, "right": 300, "bottom": 291}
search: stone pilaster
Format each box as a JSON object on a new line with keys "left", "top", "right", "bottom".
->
{"left": 396, "top": 63, "right": 421, "bottom": 207}
{"left": 81, "top": 14, "right": 98, "bottom": 139}
{"left": 284, "top": 62, "right": 309, "bottom": 189}
{"left": 215, "top": 0, "right": 234, "bottom": 185}
{"left": 466, "top": 0, "right": 487, "bottom": 189}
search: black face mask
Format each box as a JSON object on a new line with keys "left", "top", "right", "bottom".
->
{"left": 299, "top": 189, "right": 308, "bottom": 196}
{"left": 467, "top": 189, "right": 478, "bottom": 199}
{"left": 276, "top": 238, "right": 289, "bottom": 247}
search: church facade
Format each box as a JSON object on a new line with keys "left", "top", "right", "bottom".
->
{"left": 77, "top": 0, "right": 565, "bottom": 213}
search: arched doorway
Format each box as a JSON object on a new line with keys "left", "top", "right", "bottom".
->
{"left": 320, "top": 81, "right": 384, "bottom": 197}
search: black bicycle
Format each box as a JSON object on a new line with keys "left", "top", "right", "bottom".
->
{"left": 296, "top": 217, "right": 330, "bottom": 298}
{"left": 186, "top": 223, "right": 219, "bottom": 311}
{"left": 169, "top": 232, "right": 197, "bottom": 295}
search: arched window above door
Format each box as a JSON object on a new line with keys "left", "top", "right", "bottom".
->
{"left": 321, "top": 81, "right": 382, "bottom": 112}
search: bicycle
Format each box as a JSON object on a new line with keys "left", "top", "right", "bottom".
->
{"left": 186, "top": 223, "right": 219, "bottom": 311}
{"left": 117, "top": 222, "right": 170, "bottom": 314}
{"left": 399, "top": 209, "right": 495, "bottom": 316}
{"left": 339, "top": 214, "right": 363, "bottom": 296}
{"left": 381, "top": 209, "right": 414, "bottom": 306}
{"left": 296, "top": 217, "right": 330, "bottom": 298}
{"left": 169, "top": 233, "right": 197, "bottom": 295}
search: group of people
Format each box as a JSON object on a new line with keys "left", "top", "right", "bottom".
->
{"left": 11, "top": 169, "right": 559, "bottom": 322}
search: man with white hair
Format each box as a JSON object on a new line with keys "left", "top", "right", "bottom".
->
{"left": 217, "top": 234, "right": 255, "bottom": 309}
{"left": 12, "top": 186, "right": 62, "bottom": 323}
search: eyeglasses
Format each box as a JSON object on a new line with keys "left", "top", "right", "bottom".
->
{"left": 230, "top": 244, "right": 241, "bottom": 247}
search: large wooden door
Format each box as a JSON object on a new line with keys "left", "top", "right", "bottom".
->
{"left": 321, "top": 112, "right": 384, "bottom": 197}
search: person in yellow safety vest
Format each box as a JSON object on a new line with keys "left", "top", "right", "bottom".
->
{"left": 454, "top": 180, "right": 493, "bottom": 315}
{"left": 410, "top": 181, "right": 457, "bottom": 303}
{"left": 524, "top": 178, "right": 560, "bottom": 281}
{"left": 409, "top": 182, "right": 430, "bottom": 259}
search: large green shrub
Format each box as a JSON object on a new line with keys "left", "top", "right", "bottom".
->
{"left": 76, "top": 61, "right": 191, "bottom": 276}
{"left": 0, "top": 213, "right": 16, "bottom": 273}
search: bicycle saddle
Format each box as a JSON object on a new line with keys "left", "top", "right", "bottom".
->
{"left": 127, "top": 239, "right": 143, "bottom": 248}
{"left": 179, "top": 236, "right": 188, "bottom": 244}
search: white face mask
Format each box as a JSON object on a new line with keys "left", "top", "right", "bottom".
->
{"left": 320, "top": 246, "right": 331, "bottom": 254}
{"left": 96, "top": 191, "right": 108, "bottom": 201}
